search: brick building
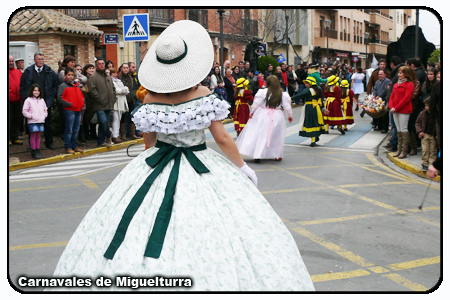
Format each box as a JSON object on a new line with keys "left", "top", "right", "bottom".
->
{"left": 9, "top": 9, "right": 103, "bottom": 71}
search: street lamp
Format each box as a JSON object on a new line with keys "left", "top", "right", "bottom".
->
{"left": 285, "top": 14, "right": 289, "bottom": 65}
{"left": 324, "top": 19, "right": 331, "bottom": 64}
{"left": 364, "top": 32, "right": 370, "bottom": 68}
{"left": 218, "top": 9, "right": 225, "bottom": 78}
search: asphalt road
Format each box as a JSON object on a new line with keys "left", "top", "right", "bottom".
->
{"left": 8, "top": 105, "right": 442, "bottom": 293}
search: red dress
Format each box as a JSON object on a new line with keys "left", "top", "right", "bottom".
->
{"left": 234, "top": 89, "right": 254, "bottom": 133}
{"left": 341, "top": 89, "right": 354, "bottom": 125}
{"left": 323, "top": 86, "right": 346, "bottom": 126}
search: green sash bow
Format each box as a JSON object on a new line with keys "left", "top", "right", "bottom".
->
{"left": 104, "top": 140, "right": 209, "bottom": 260}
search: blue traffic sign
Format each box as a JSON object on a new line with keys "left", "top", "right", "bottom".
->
{"left": 123, "top": 14, "right": 149, "bottom": 42}
{"left": 104, "top": 34, "right": 119, "bottom": 44}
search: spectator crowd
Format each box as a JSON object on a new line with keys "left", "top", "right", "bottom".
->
{"left": 9, "top": 52, "right": 442, "bottom": 176}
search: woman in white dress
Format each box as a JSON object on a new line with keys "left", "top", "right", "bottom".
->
{"left": 236, "top": 75, "right": 293, "bottom": 162}
{"left": 351, "top": 66, "right": 365, "bottom": 111}
{"left": 47, "top": 20, "right": 314, "bottom": 292}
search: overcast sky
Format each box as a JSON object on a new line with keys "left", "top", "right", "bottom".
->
{"left": 419, "top": 8, "right": 441, "bottom": 46}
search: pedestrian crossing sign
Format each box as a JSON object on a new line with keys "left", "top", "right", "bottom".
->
{"left": 123, "top": 13, "right": 149, "bottom": 42}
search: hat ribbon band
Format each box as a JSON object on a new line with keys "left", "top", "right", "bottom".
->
{"left": 156, "top": 40, "right": 188, "bottom": 65}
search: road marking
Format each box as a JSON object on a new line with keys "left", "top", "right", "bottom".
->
{"left": 290, "top": 226, "right": 375, "bottom": 268}
{"left": 9, "top": 205, "right": 93, "bottom": 215}
{"left": 311, "top": 269, "right": 371, "bottom": 282}
{"left": 334, "top": 188, "right": 401, "bottom": 211}
{"left": 79, "top": 178, "right": 100, "bottom": 189}
{"left": 382, "top": 273, "right": 428, "bottom": 291}
{"left": 9, "top": 241, "right": 68, "bottom": 251}
{"left": 9, "top": 184, "right": 81, "bottom": 192}
{"left": 387, "top": 256, "right": 440, "bottom": 271}
{"left": 285, "top": 144, "right": 373, "bottom": 153}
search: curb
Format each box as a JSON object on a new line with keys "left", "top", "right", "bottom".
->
{"left": 9, "top": 139, "right": 145, "bottom": 172}
{"left": 386, "top": 152, "right": 440, "bottom": 182}
{"left": 9, "top": 119, "right": 237, "bottom": 172}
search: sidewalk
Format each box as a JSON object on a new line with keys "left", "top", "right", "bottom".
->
{"left": 8, "top": 118, "right": 236, "bottom": 172}
{"left": 377, "top": 134, "right": 441, "bottom": 183}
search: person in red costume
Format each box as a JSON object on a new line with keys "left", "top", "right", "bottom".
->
{"left": 233, "top": 78, "right": 254, "bottom": 136}
{"left": 323, "top": 75, "right": 346, "bottom": 134}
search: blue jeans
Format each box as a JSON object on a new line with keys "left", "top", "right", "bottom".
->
{"left": 96, "top": 110, "right": 112, "bottom": 145}
{"left": 63, "top": 110, "right": 81, "bottom": 150}
{"left": 389, "top": 111, "right": 397, "bottom": 147}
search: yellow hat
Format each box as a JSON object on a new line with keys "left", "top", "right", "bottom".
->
{"left": 303, "top": 76, "right": 317, "bottom": 86}
{"left": 327, "top": 75, "right": 339, "bottom": 86}
{"left": 340, "top": 80, "right": 349, "bottom": 87}
{"left": 236, "top": 77, "right": 246, "bottom": 88}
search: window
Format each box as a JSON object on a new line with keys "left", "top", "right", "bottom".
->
{"left": 64, "top": 45, "right": 75, "bottom": 57}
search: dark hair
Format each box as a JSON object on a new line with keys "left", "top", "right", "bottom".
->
{"left": 82, "top": 64, "right": 95, "bottom": 76}
{"left": 423, "top": 97, "right": 431, "bottom": 106}
{"left": 378, "top": 58, "right": 386, "bottom": 64}
{"left": 96, "top": 58, "right": 105, "bottom": 65}
{"left": 390, "top": 56, "right": 402, "bottom": 67}
{"left": 406, "top": 58, "right": 413, "bottom": 66}
{"left": 106, "top": 60, "right": 114, "bottom": 68}
{"left": 64, "top": 67, "right": 74, "bottom": 75}
{"left": 356, "top": 67, "right": 363, "bottom": 73}
{"left": 28, "top": 83, "right": 43, "bottom": 99}
{"left": 411, "top": 57, "right": 422, "bottom": 68}
{"left": 265, "top": 75, "right": 283, "bottom": 108}
{"left": 217, "top": 79, "right": 223, "bottom": 84}
{"left": 424, "top": 68, "right": 437, "bottom": 91}
{"left": 60, "top": 55, "right": 76, "bottom": 71}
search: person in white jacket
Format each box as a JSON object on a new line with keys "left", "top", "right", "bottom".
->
{"left": 110, "top": 68, "right": 129, "bottom": 143}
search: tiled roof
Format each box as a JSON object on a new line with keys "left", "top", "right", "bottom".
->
{"left": 9, "top": 9, "right": 103, "bottom": 36}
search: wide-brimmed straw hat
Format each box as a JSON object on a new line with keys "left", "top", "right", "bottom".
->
{"left": 236, "top": 78, "right": 246, "bottom": 88}
{"left": 138, "top": 20, "right": 214, "bottom": 93}
{"left": 327, "top": 75, "right": 339, "bottom": 85}
{"left": 340, "top": 80, "right": 349, "bottom": 87}
{"left": 303, "top": 76, "right": 317, "bottom": 86}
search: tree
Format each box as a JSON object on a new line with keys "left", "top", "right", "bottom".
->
{"left": 427, "top": 48, "right": 440, "bottom": 64}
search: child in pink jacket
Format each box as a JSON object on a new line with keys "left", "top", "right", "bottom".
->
{"left": 22, "top": 84, "right": 48, "bottom": 159}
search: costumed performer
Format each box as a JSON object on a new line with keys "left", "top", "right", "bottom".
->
{"left": 291, "top": 76, "right": 328, "bottom": 147}
{"left": 340, "top": 80, "right": 354, "bottom": 131}
{"left": 47, "top": 20, "right": 314, "bottom": 292}
{"left": 236, "top": 75, "right": 293, "bottom": 161}
{"left": 233, "top": 77, "right": 253, "bottom": 136}
{"left": 323, "top": 75, "right": 346, "bottom": 134}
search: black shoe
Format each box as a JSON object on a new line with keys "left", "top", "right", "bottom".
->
{"left": 31, "top": 150, "right": 37, "bottom": 159}
{"left": 35, "top": 149, "right": 44, "bottom": 159}
{"left": 316, "top": 137, "right": 320, "bottom": 142}
{"left": 309, "top": 142, "right": 316, "bottom": 147}
{"left": 360, "top": 111, "right": 365, "bottom": 117}
{"left": 381, "top": 130, "right": 388, "bottom": 133}
{"left": 383, "top": 144, "right": 391, "bottom": 149}
{"left": 254, "top": 159, "right": 260, "bottom": 163}
{"left": 338, "top": 128, "right": 346, "bottom": 135}
{"left": 421, "top": 165, "right": 428, "bottom": 172}
{"left": 46, "top": 144, "right": 56, "bottom": 150}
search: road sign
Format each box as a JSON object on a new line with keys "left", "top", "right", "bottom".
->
{"left": 277, "top": 53, "right": 286, "bottom": 63}
{"left": 352, "top": 55, "right": 360, "bottom": 63}
{"left": 123, "top": 13, "right": 149, "bottom": 42}
{"left": 104, "top": 34, "right": 119, "bottom": 44}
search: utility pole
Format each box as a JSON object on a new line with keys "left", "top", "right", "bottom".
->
{"left": 285, "top": 14, "right": 289, "bottom": 65}
{"left": 218, "top": 9, "right": 225, "bottom": 78}
{"left": 415, "top": 9, "right": 419, "bottom": 57}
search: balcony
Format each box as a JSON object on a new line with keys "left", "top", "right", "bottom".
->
{"left": 242, "top": 18, "right": 258, "bottom": 37}
{"left": 314, "top": 27, "right": 338, "bottom": 39}
{"left": 149, "top": 9, "right": 174, "bottom": 27}
{"left": 188, "top": 9, "right": 208, "bottom": 30}
{"left": 340, "top": 32, "right": 350, "bottom": 42}
{"left": 59, "top": 9, "right": 117, "bottom": 20}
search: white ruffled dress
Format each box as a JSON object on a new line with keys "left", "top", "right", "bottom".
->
{"left": 49, "top": 94, "right": 314, "bottom": 291}
{"left": 236, "top": 90, "right": 292, "bottom": 159}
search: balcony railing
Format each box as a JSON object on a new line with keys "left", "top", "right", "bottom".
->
{"left": 315, "top": 28, "right": 338, "bottom": 39}
{"left": 188, "top": 9, "right": 208, "bottom": 29}
{"left": 340, "top": 32, "right": 351, "bottom": 42}
{"left": 149, "top": 9, "right": 174, "bottom": 24}
{"left": 364, "top": 9, "right": 390, "bottom": 19}
{"left": 242, "top": 18, "right": 258, "bottom": 37}
{"left": 59, "top": 9, "right": 117, "bottom": 20}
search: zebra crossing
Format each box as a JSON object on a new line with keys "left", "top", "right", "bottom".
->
{"left": 8, "top": 144, "right": 146, "bottom": 182}
{"left": 9, "top": 105, "right": 386, "bottom": 182}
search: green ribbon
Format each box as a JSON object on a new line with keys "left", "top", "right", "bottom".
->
{"left": 104, "top": 140, "right": 209, "bottom": 260}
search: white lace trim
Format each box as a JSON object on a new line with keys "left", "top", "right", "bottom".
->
{"left": 132, "top": 94, "right": 230, "bottom": 134}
